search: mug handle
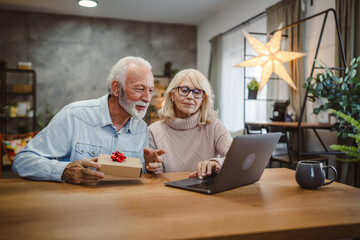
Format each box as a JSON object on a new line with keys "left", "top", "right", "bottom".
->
{"left": 323, "top": 165, "right": 337, "bottom": 185}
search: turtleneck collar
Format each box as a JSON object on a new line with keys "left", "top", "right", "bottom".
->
{"left": 166, "top": 110, "right": 200, "bottom": 130}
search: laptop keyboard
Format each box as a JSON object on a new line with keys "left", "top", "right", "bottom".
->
{"left": 188, "top": 180, "right": 215, "bottom": 190}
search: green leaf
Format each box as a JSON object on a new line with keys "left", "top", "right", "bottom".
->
{"left": 316, "top": 82, "right": 323, "bottom": 91}
{"left": 350, "top": 58, "right": 356, "bottom": 65}
{"left": 341, "top": 84, "right": 347, "bottom": 91}
{"left": 323, "top": 103, "right": 329, "bottom": 111}
{"left": 329, "top": 109, "right": 360, "bottom": 131}
{"left": 351, "top": 69, "right": 357, "bottom": 78}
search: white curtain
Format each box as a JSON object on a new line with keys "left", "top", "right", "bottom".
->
{"left": 220, "top": 16, "right": 268, "bottom": 133}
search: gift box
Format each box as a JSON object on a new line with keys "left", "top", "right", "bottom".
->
{"left": 98, "top": 154, "right": 142, "bottom": 179}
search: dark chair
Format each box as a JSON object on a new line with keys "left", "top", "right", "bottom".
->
{"left": 245, "top": 124, "right": 263, "bottom": 135}
{"left": 0, "top": 132, "right": 38, "bottom": 178}
{"left": 267, "top": 126, "right": 328, "bottom": 169}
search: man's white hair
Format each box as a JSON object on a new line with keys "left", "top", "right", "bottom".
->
{"left": 106, "top": 56, "right": 152, "bottom": 94}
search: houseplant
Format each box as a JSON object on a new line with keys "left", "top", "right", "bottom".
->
{"left": 36, "top": 101, "right": 54, "bottom": 130}
{"left": 329, "top": 109, "right": 360, "bottom": 162}
{"left": 303, "top": 56, "right": 360, "bottom": 138}
{"left": 247, "top": 78, "right": 259, "bottom": 99}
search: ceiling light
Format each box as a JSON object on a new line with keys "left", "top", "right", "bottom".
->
{"left": 78, "top": 0, "right": 98, "bottom": 8}
{"left": 234, "top": 30, "right": 306, "bottom": 92}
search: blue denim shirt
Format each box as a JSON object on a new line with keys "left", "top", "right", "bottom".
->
{"left": 12, "top": 94, "right": 148, "bottom": 182}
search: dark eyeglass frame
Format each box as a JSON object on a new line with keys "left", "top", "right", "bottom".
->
{"left": 173, "top": 86, "right": 205, "bottom": 99}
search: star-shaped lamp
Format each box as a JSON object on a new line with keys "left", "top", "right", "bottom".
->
{"left": 234, "top": 30, "right": 306, "bottom": 92}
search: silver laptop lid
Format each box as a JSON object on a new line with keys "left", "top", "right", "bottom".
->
{"left": 165, "top": 133, "right": 281, "bottom": 194}
{"left": 211, "top": 132, "right": 281, "bottom": 193}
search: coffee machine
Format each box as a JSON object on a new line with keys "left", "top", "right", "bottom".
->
{"left": 270, "top": 101, "right": 289, "bottom": 121}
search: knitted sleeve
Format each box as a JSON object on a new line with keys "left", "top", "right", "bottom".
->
{"left": 208, "top": 118, "right": 233, "bottom": 166}
{"left": 147, "top": 122, "right": 165, "bottom": 173}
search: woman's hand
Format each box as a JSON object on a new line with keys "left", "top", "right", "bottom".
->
{"left": 188, "top": 160, "right": 220, "bottom": 179}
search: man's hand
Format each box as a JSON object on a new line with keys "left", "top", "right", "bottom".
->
{"left": 188, "top": 160, "right": 220, "bottom": 179}
{"left": 143, "top": 148, "right": 166, "bottom": 173}
{"left": 61, "top": 157, "right": 105, "bottom": 184}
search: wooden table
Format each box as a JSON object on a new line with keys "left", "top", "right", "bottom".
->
{"left": 1, "top": 169, "right": 360, "bottom": 239}
{"left": 245, "top": 121, "right": 333, "bottom": 129}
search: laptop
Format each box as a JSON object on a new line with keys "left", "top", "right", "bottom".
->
{"left": 165, "top": 132, "right": 281, "bottom": 194}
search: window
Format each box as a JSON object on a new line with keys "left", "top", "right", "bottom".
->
{"left": 220, "top": 16, "right": 289, "bottom": 133}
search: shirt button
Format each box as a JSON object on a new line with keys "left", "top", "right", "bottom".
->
{"left": 91, "top": 151, "right": 95, "bottom": 155}
{"left": 81, "top": 150, "right": 84, "bottom": 153}
{"left": 114, "top": 135, "right": 118, "bottom": 138}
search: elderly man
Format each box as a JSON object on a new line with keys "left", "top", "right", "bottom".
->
{"left": 13, "top": 56, "right": 161, "bottom": 184}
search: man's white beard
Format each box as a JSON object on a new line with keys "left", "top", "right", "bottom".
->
{"left": 118, "top": 91, "right": 149, "bottom": 119}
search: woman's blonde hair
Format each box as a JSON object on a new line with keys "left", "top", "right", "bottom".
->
{"left": 160, "top": 69, "right": 217, "bottom": 125}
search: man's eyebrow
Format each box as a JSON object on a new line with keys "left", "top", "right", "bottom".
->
{"left": 132, "top": 84, "right": 153, "bottom": 88}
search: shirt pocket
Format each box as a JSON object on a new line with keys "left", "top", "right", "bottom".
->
{"left": 74, "top": 143, "right": 102, "bottom": 161}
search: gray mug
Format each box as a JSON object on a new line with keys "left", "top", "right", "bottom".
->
{"left": 295, "top": 160, "right": 337, "bottom": 189}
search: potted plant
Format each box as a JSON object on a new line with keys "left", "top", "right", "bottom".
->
{"left": 303, "top": 56, "right": 360, "bottom": 138}
{"left": 36, "top": 101, "right": 54, "bottom": 130}
{"left": 247, "top": 78, "right": 259, "bottom": 99}
{"left": 329, "top": 109, "right": 360, "bottom": 162}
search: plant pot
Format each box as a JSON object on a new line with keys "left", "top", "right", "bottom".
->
{"left": 248, "top": 90, "right": 258, "bottom": 99}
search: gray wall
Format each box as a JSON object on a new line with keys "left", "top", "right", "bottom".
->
{"left": 0, "top": 9, "right": 197, "bottom": 114}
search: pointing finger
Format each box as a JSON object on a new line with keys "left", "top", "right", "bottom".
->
{"left": 188, "top": 171, "right": 197, "bottom": 178}
{"left": 155, "top": 149, "right": 166, "bottom": 156}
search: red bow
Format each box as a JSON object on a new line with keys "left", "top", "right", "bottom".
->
{"left": 111, "top": 151, "right": 126, "bottom": 162}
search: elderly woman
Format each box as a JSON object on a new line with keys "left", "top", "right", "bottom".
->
{"left": 144, "top": 69, "right": 232, "bottom": 179}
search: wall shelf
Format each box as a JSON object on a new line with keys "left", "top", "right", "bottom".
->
{"left": 0, "top": 68, "right": 37, "bottom": 141}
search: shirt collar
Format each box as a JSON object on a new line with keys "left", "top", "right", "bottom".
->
{"left": 100, "top": 94, "right": 113, "bottom": 127}
{"left": 119, "top": 118, "right": 131, "bottom": 133}
{"left": 99, "top": 94, "right": 143, "bottom": 134}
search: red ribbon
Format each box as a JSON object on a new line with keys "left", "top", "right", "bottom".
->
{"left": 111, "top": 151, "right": 126, "bottom": 162}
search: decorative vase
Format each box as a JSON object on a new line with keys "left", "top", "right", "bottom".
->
{"left": 248, "top": 90, "right": 258, "bottom": 99}
{"left": 9, "top": 106, "right": 18, "bottom": 117}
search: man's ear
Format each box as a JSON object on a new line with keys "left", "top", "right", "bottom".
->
{"left": 111, "top": 80, "right": 120, "bottom": 96}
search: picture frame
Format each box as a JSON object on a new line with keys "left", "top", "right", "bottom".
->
{"left": 16, "top": 101, "right": 30, "bottom": 117}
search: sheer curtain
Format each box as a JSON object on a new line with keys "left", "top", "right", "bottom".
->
{"left": 220, "top": 16, "right": 268, "bottom": 133}
{"left": 266, "top": 0, "right": 305, "bottom": 121}
{"left": 336, "top": 0, "right": 360, "bottom": 74}
{"left": 335, "top": 0, "right": 360, "bottom": 187}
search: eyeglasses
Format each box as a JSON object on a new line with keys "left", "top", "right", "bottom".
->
{"left": 174, "top": 86, "right": 205, "bottom": 99}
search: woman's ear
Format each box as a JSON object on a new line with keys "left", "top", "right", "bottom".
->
{"left": 111, "top": 80, "right": 120, "bottom": 96}
{"left": 170, "top": 92, "right": 174, "bottom": 102}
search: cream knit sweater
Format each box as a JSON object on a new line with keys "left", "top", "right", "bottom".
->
{"left": 148, "top": 111, "right": 233, "bottom": 173}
